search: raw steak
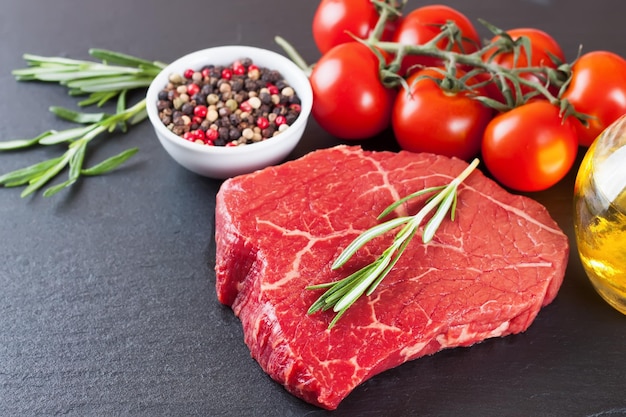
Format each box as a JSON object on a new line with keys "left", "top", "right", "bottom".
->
{"left": 214, "top": 145, "right": 568, "bottom": 410}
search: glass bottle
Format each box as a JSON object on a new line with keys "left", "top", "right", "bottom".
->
{"left": 574, "top": 114, "right": 626, "bottom": 313}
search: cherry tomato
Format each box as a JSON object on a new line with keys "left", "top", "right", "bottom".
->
{"left": 482, "top": 100, "right": 578, "bottom": 192}
{"left": 391, "top": 68, "right": 493, "bottom": 160}
{"left": 483, "top": 28, "right": 565, "bottom": 101}
{"left": 561, "top": 51, "right": 626, "bottom": 147}
{"left": 392, "top": 5, "right": 481, "bottom": 76}
{"left": 310, "top": 42, "right": 396, "bottom": 140}
{"left": 312, "top": 0, "right": 399, "bottom": 55}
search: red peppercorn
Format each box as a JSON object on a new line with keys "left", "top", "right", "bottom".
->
{"left": 225, "top": 140, "right": 238, "bottom": 147}
{"left": 187, "top": 83, "right": 200, "bottom": 96}
{"left": 256, "top": 116, "right": 270, "bottom": 130}
{"left": 193, "top": 105, "right": 208, "bottom": 118}
{"left": 183, "top": 68, "right": 195, "bottom": 79}
{"left": 206, "top": 128, "right": 219, "bottom": 142}
{"left": 183, "top": 131, "right": 195, "bottom": 141}
{"left": 267, "top": 84, "right": 280, "bottom": 95}
{"left": 290, "top": 103, "right": 301, "bottom": 112}
{"left": 239, "top": 101, "right": 252, "bottom": 113}
{"left": 232, "top": 61, "right": 246, "bottom": 75}
{"left": 248, "top": 64, "right": 259, "bottom": 74}
{"left": 221, "top": 68, "right": 233, "bottom": 80}
{"left": 193, "top": 129, "right": 206, "bottom": 141}
{"left": 275, "top": 115, "right": 287, "bottom": 126}
{"left": 201, "top": 67, "right": 211, "bottom": 78}
{"left": 192, "top": 116, "right": 203, "bottom": 125}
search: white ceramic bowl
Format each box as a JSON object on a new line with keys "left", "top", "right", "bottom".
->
{"left": 146, "top": 45, "right": 312, "bottom": 179}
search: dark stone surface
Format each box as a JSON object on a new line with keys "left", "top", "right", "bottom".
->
{"left": 1, "top": 0, "right": 625, "bottom": 415}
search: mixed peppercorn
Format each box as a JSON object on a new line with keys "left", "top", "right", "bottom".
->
{"left": 156, "top": 58, "right": 302, "bottom": 147}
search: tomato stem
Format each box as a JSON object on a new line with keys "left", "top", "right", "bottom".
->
{"left": 274, "top": 36, "right": 312, "bottom": 76}
{"left": 374, "top": 21, "right": 574, "bottom": 113}
{"left": 367, "top": 0, "right": 406, "bottom": 44}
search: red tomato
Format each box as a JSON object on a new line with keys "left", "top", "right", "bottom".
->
{"left": 312, "top": 0, "right": 399, "bottom": 55}
{"left": 483, "top": 28, "right": 565, "bottom": 101}
{"left": 310, "top": 42, "right": 396, "bottom": 140}
{"left": 481, "top": 100, "right": 578, "bottom": 192}
{"left": 561, "top": 51, "right": 626, "bottom": 147}
{"left": 391, "top": 68, "right": 493, "bottom": 160}
{"left": 392, "top": 5, "right": 481, "bottom": 76}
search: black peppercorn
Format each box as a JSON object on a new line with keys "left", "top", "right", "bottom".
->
{"left": 228, "top": 127, "right": 240, "bottom": 141}
{"left": 181, "top": 102, "right": 194, "bottom": 115}
{"left": 192, "top": 93, "right": 207, "bottom": 106}
{"left": 157, "top": 100, "right": 171, "bottom": 111}
{"left": 218, "top": 126, "right": 229, "bottom": 140}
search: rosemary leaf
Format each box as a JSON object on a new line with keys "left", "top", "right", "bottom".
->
{"left": 80, "top": 147, "right": 139, "bottom": 176}
{"left": 49, "top": 106, "right": 108, "bottom": 124}
{"left": 116, "top": 90, "right": 127, "bottom": 114}
{"left": 38, "top": 125, "right": 96, "bottom": 145}
{"left": 129, "top": 107, "right": 148, "bottom": 125}
{"left": 0, "top": 156, "right": 65, "bottom": 186}
{"left": 12, "top": 66, "right": 76, "bottom": 80}
{"left": 331, "top": 216, "right": 412, "bottom": 269}
{"left": 21, "top": 152, "right": 72, "bottom": 197}
{"left": 422, "top": 188, "right": 457, "bottom": 243}
{"left": 79, "top": 79, "right": 154, "bottom": 93}
{"left": 89, "top": 48, "right": 163, "bottom": 70}
{"left": 65, "top": 74, "right": 145, "bottom": 89}
{"left": 65, "top": 76, "right": 154, "bottom": 92}
{"left": 377, "top": 185, "right": 447, "bottom": 220}
{"left": 76, "top": 92, "right": 110, "bottom": 107}
{"left": 68, "top": 141, "right": 87, "bottom": 181}
{"left": 42, "top": 178, "right": 76, "bottom": 198}
{"left": 116, "top": 90, "right": 128, "bottom": 132}
{"left": 332, "top": 256, "right": 392, "bottom": 313}
{"left": 366, "top": 228, "right": 416, "bottom": 295}
{"left": 32, "top": 68, "right": 138, "bottom": 83}
{"left": 42, "top": 143, "right": 85, "bottom": 197}
{"left": 53, "top": 69, "right": 141, "bottom": 82}
{"left": 0, "top": 131, "right": 54, "bottom": 151}
{"left": 21, "top": 54, "right": 91, "bottom": 67}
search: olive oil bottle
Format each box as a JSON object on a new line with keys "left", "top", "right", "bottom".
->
{"left": 574, "top": 116, "right": 626, "bottom": 314}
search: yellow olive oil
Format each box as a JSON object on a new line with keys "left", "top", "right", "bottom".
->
{"left": 574, "top": 133, "right": 626, "bottom": 314}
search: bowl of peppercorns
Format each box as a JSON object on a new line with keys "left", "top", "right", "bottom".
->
{"left": 146, "top": 45, "right": 312, "bottom": 179}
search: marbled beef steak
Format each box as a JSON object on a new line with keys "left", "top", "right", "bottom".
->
{"left": 214, "top": 145, "right": 568, "bottom": 410}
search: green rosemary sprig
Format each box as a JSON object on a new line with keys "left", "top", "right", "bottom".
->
{"left": 12, "top": 49, "right": 165, "bottom": 106}
{"left": 0, "top": 49, "right": 166, "bottom": 197}
{"left": 0, "top": 93, "right": 145, "bottom": 197}
{"left": 307, "top": 158, "right": 480, "bottom": 329}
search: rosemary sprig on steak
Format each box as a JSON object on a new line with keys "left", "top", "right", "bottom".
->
{"left": 307, "top": 158, "right": 480, "bottom": 329}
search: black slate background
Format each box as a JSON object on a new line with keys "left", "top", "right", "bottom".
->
{"left": 1, "top": 0, "right": 625, "bottom": 416}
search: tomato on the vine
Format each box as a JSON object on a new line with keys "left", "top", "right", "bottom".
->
{"left": 561, "top": 51, "right": 626, "bottom": 147}
{"left": 391, "top": 68, "right": 493, "bottom": 160}
{"left": 309, "top": 42, "right": 396, "bottom": 140}
{"left": 484, "top": 28, "right": 565, "bottom": 68}
{"left": 481, "top": 100, "right": 578, "bottom": 192}
{"left": 312, "top": 0, "right": 399, "bottom": 55}
{"left": 392, "top": 5, "right": 481, "bottom": 76}
{"left": 482, "top": 28, "right": 564, "bottom": 102}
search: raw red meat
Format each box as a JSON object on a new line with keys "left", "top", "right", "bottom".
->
{"left": 214, "top": 146, "right": 568, "bottom": 410}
